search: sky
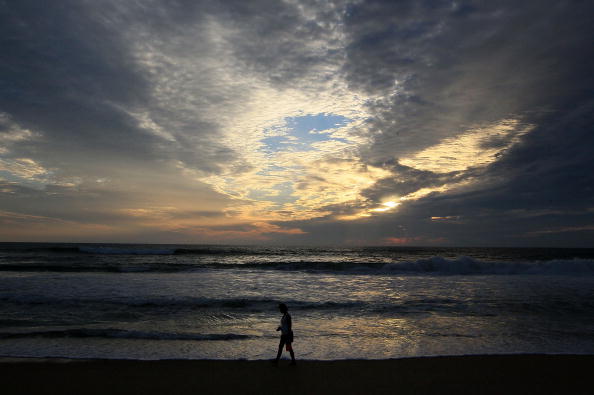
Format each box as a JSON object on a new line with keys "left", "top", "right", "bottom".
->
{"left": 1, "top": 0, "right": 593, "bottom": 246}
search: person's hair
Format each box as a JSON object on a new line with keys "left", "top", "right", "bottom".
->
{"left": 279, "top": 303, "right": 288, "bottom": 313}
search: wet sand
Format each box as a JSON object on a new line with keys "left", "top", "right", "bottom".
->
{"left": 0, "top": 354, "right": 591, "bottom": 394}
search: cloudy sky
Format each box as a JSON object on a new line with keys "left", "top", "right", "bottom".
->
{"left": 1, "top": 0, "right": 593, "bottom": 246}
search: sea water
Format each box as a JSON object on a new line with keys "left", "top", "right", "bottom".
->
{"left": 1, "top": 243, "right": 594, "bottom": 360}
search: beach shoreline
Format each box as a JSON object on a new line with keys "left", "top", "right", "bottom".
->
{"left": 1, "top": 354, "right": 590, "bottom": 394}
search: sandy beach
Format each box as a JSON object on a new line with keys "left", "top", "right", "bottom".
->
{"left": 0, "top": 354, "right": 590, "bottom": 394}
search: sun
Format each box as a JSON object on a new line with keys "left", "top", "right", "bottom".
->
{"left": 370, "top": 201, "right": 400, "bottom": 212}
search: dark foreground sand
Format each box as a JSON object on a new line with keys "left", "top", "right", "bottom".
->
{"left": 1, "top": 354, "right": 591, "bottom": 395}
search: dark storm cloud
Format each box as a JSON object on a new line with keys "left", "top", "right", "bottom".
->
{"left": 0, "top": 1, "right": 148, "bottom": 157}
{"left": 0, "top": 0, "right": 246, "bottom": 178}
{"left": 360, "top": 160, "right": 466, "bottom": 202}
{"left": 267, "top": 0, "right": 594, "bottom": 246}
{"left": 214, "top": 0, "right": 344, "bottom": 85}
{"left": 343, "top": 0, "right": 593, "bottom": 159}
{"left": 417, "top": 99, "right": 594, "bottom": 244}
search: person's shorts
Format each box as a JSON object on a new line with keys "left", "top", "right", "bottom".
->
{"left": 281, "top": 331, "right": 294, "bottom": 351}
{"left": 280, "top": 331, "right": 294, "bottom": 344}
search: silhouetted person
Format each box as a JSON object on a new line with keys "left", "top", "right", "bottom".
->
{"left": 274, "top": 303, "right": 296, "bottom": 365}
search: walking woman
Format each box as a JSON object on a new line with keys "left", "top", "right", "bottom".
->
{"left": 274, "top": 303, "right": 296, "bottom": 365}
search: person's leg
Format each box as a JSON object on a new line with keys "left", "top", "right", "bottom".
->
{"left": 275, "top": 338, "right": 285, "bottom": 362}
{"left": 286, "top": 342, "right": 296, "bottom": 364}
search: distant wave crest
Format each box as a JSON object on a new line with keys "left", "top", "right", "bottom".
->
{"left": 0, "top": 328, "right": 250, "bottom": 341}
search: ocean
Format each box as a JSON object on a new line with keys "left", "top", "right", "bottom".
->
{"left": 1, "top": 243, "right": 594, "bottom": 360}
